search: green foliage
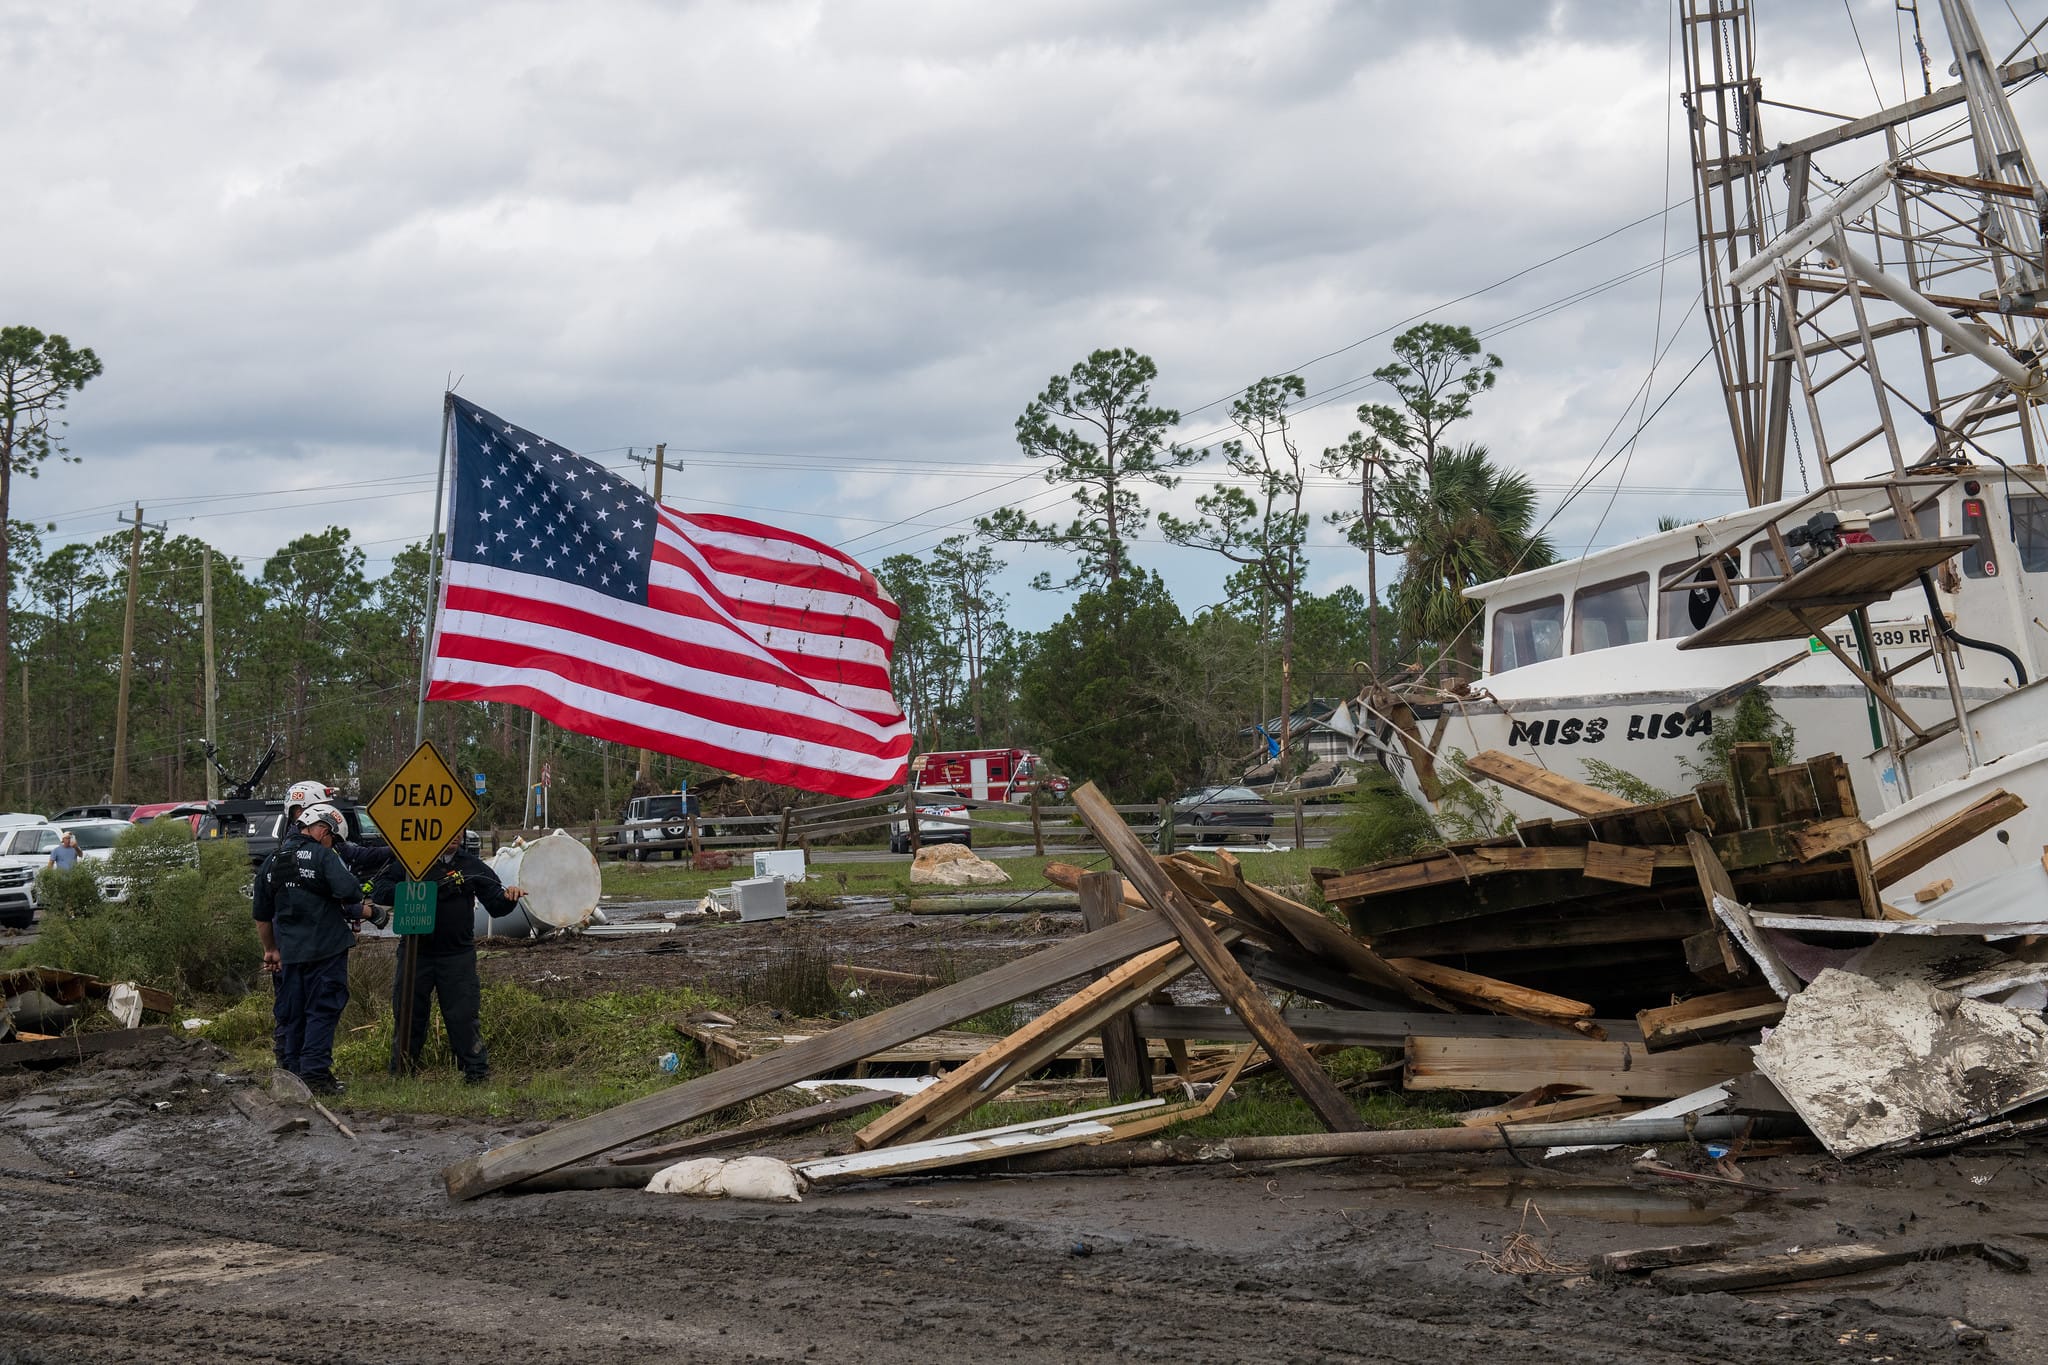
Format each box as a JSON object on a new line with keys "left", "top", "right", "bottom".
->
{"left": 1685, "top": 690, "right": 1798, "bottom": 785}
{"left": 979, "top": 348, "right": 1198, "bottom": 592}
{"left": 1328, "top": 768, "right": 1442, "bottom": 869}
{"left": 1579, "top": 757, "right": 1673, "bottom": 806}
{"left": 1357, "top": 322, "right": 1503, "bottom": 473}
{"left": 1018, "top": 571, "right": 1200, "bottom": 799}
{"left": 1385, "top": 443, "right": 1556, "bottom": 672}
{"left": 26, "top": 824, "right": 258, "bottom": 999}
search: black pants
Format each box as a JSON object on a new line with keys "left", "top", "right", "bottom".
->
{"left": 275, "top": 950, "right": 351, "bottom": 1080}
{"left": 390, "top": 948, "right": 487, "bottom": 1078}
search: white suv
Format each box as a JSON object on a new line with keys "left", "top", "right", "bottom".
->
{"left": 0, "top": 823, "right": 53, "bottom": 927}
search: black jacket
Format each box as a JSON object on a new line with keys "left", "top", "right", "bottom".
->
{"left": 371, "top": 849, "right": 518, "bottom": 958}
{"left": 253, "top": 831, "right": 364, "bottom": 965}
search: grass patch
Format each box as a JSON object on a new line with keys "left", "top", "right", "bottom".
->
{"left": 203, "top": 978, "right": 730, "bottom": 1121}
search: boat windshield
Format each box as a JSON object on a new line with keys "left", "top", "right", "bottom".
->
{"left": 1571, "top": 575, "right": 1649, "bottom": 654}
{"left": 2012, "top": 494, "right": 2048, "bottom": 573}
{"left": 1490, "top": 596, "right": 1563, "bottom": 674}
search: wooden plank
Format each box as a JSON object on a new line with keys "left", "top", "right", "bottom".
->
{"left": 1804, "top": 754, "right": 1846, "bottom": 820}
{"left": 1206, "top": 852, "right": 1450, "bottom": 1010}
{"left": 229, "top": 1085, "right": 309, "bottom": 1136}
{"left": 1710, "top": 896, "right": 1802, "bottom": 998}
{"left": 0, "top": 1027, "right": 170, "bottom": 1067}
{"left": 609, "top": 1089, "right": 897, "bottom": 1165}
{"left": 439, "top": 910, "right": 1181, "bottom": 1200}
{"left": 1372, "top": 903, "right": 1709, "bottom": 958}
{"left": 1403, "top": 1035, "right": 1752, "bottom": 1099}
{"left": 1079, "top": 872, "right": 1151, "bottom": 1103}
{"left": 1730, "top": 743, "right": 1778, "bottom": 827}
{"left": 1693, "top": 780, "right": 1741, "bottom": 833}
{"left": 1584, "top": 841, "right": 1657, "bottom": 887}
{"left": 1070, "top": 782, "right": 1363, "bottom": 1134}
{"left": 1684, "top": 828, "right": 1751, "bottom": 985}
{"left": 1321, "top": 844, "right": 1693, "bottom": 903}
{"left": 1458, "top": 1093, "right": 1636, "bottom": 1127}
{"left": 855, "top": 939, "right": 1202, "bottom": 1148}
{"left": 1637, "top": 987, "right": 1785, "bottom": 1051}
{"left": 829, "top": 964, "right": 941, "bottom": 992}
{"left": 1816, "top": 752, "right": 1881, "bottom": 919}
{"left": 1872, "top": 790, "right": 2027, "bottom": 887}
{"left": 1042, "top": 861, "right": 1149, "bottom": 912}
{"left": 1915, "top": 877, "right": 1955, "bottom": 904}
{"left": 1768, "top": 764, "right": 1820, "bottom": 821}
{"left": 1597, "top": 1242, "right": 1730, "bottom": 1276}
{"left": 1385, "top": 958, "right": 1593, "bottom": 1018}
{"left": 1461, "top": 750, "right": 1636, "bottom": 815}
{"left": 1132, "top": 1003, "right": 1642, "bottom": 1045}
{"left": 1790, "top": 816, "right": 1872, "bottom": 862}
{"left": 1652, "top": 1242, "right": 2011, "bottom": 1294}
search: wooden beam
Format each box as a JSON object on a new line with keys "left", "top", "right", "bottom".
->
{"left": 1201, "top": 852, "right": 1450, "bottom": 1010}
{"left": 1791, "top": 816, "right": 1872, "bottom": 861}
{"left": 1078, "top": 872, "right": 1152, "bottom": 1103}
{"left": 438, "top": 910, "right": 1181, "bottom": 1200}
{"left": 1403, "top": 1035, "right": 1752, "bottom": 1099}
{"left": 1132, "top": 1003, "right": 1641, "bottom": 1046}
{"left": 1871, "top": 789, "right": 2027, "bottom": 887}
{"left": 853, "top": 939, "right": 1201, "bottom": 1149}
{"left": 1385, "top": 958, "right": 1594, "bottom": 1018}
{"left": 1636, "top": 987, "right": 1785, "bottom": 1051}
{"left": 1070, "top": 782, "right": 1363, "bottom": 1133}
{"left": 608, "top": 1089, "right": 898, "bottom": 1166}
{"left": 1460, "top": 750, "right": 1635, "bottom": 815}
{"left": 1585, "top": 841, "right": 1658, "bottom": 886}
{"left": 1652, "top": 1242, "right": 2014, "bottom": 1294}
{"left": 1684, "top": 828, "right": 1751, "bottom": 985}
{"left": 0, "top": 1027, "right": 170, "bottom": 1067}
{"left": 1321, "top": 843, "right": 1692, "bottom": 903}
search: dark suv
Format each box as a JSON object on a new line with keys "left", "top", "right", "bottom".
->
{"left": 177, "top": 799, "right": 389, "bottom": 868}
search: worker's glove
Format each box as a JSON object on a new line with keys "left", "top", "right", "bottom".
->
{"left": 363, "top": 901, "right": 392, "bottom": 931}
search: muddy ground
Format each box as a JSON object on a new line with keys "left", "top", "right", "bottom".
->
{"left": 5, "top": 909, "right": 2048, "bottom": 1362}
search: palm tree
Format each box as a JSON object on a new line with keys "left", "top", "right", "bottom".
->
{"left": 1385, "top": 443, "right": 1555, "bottom": 676}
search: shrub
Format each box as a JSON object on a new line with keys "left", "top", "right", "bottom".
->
{"left": 1328, "top": 768, "right": 1442, "bottom": 870}
{"left": 27, "top": 823, "right": 259, "bottom": 1000}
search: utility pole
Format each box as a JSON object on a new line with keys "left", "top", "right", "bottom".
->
{"left": 523, "top": 711, "right": 542, "bottom": 830}
{"left": 627, "top": 442, "right": 682, "bottom": 789}
{"left": 202, "top": 547, "right": 219, "bottom": 801}
{"left": 110, "top": 504, "right": 165, "bottom": 803}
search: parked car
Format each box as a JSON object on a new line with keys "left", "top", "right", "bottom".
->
{"left": 0, "top": 823, "right": 56, "bottom": 928}
{"left": 1172, "top": 785, "right": 1275, "bottom": 831}
{"left": 51, "top": 804, "right": 137, "bottom": 822}
{"left": 130, "top": 800, "right": 208, "bottom": 834}
{"left": 889, "top": 789, "right": 972, "bottom": 855}
{"left": 617, "top": 792, "right": 701, "bottom": 861}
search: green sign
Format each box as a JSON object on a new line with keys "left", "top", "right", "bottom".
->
{"left": 393, "top": 881, "right": 437, "bottom": 935}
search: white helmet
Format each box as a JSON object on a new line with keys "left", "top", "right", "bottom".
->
{"left": 286, "top": 780, "right": 337, "bottom": 811}
{"left": 296, "top": 803, "right": 346, "bottom": 836}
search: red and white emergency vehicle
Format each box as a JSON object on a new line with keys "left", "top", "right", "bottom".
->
{"left": 910, "top": 749, "right": 1068, "bottom": 803}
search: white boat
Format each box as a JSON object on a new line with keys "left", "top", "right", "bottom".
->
{"left": 1368, "top": 0, "right": 2048, "bottom": 878}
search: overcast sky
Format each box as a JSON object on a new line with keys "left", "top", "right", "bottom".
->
{"left": 9, "top": 0, "right": 2045, "bottom": 631}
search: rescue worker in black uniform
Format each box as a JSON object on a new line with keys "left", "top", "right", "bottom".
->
{"left": 253, "top": 804, "right": 380, "bottom": 1094}
{"left": 371, "top": 833, "right": 524, "bottom": 1085}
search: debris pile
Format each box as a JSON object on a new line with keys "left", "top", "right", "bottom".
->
{"left": 413, "top": 748, "right": 2048, "bottom": 1278}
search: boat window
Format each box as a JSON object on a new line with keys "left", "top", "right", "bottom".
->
{"left": 1659, "top": 559, "right": 1732, "bottom": 638}
{"left": 1572, "top": 574, "right": 1650, "bottom": 653}
{"left": 1489, "top": 596, "right": 1564, "bottom": 674}
{"left": 1748, "top": 544, "right": 1781, "bottom": 601}
{"left": 1868, "top": 504, "right": 1940, "bottom": 542}
{"left": 2011, "top": 494, "right": 2048, "bottom": 573}
{"left": 1960, "top": 495, "right": 1998, "bottom": 578}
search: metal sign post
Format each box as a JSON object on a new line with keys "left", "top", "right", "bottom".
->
{"left": 368, "top": 740, "right": 479, "bottom": 1073}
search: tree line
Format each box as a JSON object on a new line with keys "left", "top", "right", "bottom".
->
{"left": 0, "top": 322, "right": 1555, "bottom": 812}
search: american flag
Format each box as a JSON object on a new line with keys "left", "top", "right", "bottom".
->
{"left": 425, "top": 396, "right": 914, "bottom": 797}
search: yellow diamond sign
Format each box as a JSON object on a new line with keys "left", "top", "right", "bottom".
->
{"left": 367, "top": 741, "right": 478, "bottom": 881}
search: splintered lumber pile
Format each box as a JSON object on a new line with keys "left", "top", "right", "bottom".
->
{"left": 1315, "top": 746, "right": 1887, "bottom": 1020}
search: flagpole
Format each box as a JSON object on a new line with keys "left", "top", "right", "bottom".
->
{"left": 414, "top": 392, "right": 455, "bottom": 747}
{"left": 397, "top": 389, "right": 452, "bottom": 1078}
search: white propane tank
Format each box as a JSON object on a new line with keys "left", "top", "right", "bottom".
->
{"left": 508, "top": 830, "right": 602, "bottom": 930}
{"left": 475, "top": 843, "right": 536, "bottom": 938}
